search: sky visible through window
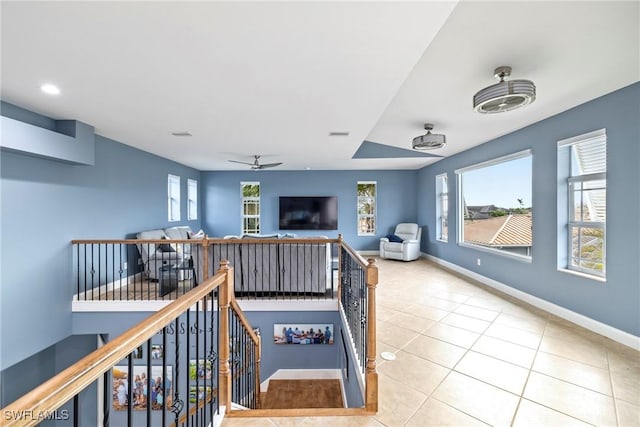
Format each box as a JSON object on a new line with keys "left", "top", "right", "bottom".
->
{"left": 462, "top": 156, "right": 532, "bottom": 208}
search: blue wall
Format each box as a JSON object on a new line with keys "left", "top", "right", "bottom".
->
{"left": 201, "top": 170, "right": 418, "bottom": 250}
{"left": 0, "top": 105, "right": 202, "bottom": 371}
{"left": 418, "top": 82, "right": 640, "bottom": 336}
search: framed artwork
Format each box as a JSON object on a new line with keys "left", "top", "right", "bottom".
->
{"left": 189, "top": 359, "right": 212, "bottom": 380}
{"left": 112, "top": 365, "right": 173, "bottom": 411}
{"left": 273, "top": 324, "right": 334, "bottom": 345}
{"left": 189, "top": 386, "right": 212, "bottom": 403}
{"left": 151, "top": 344, "right": 163, "bottom": 359}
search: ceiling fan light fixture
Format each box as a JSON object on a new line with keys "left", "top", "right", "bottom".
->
{"left": 473, "top": 66, "right": 536, "bottom": 114}
{"left": 412, "top": 123, "right": 446, "bottom": 150}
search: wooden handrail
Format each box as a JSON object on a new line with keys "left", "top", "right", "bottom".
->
{"left": 0, "top": 270, "right": 227, "bottom": 427}
{"left": 71, "top": 237, "right": 340, "bottom": 245}
{"left": 339, "top": 239, "right": 369, "bottom": 269}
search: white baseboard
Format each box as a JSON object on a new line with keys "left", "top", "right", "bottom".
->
{"left": 260, "top": 369, "right": 346, "bottom": 407}
{"left": 358, "top": 250, "right": 379, "bottom": 257}
{"left": 423, "top": 253, "right": 640, "bottom": 350}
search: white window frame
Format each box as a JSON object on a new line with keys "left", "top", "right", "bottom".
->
{"left": 187, "top": 179, "right": 198, "bottom": 220}
{"left": 241, "top": 182, "right": 260, "bottom": 235}
{"left": 436, "top": 173, "right": 448, "bottom": 242}
{"left": 357, "top": 181, "right": 376, "bottom": 236}
{"left": 455, "top": 149, "right": 533, "bottom": 262}
{"left": 168, "top": 174, "right": 181, "bottom": 222}
{"left": 558, "top": 129, "right": 606, "bottom": 279}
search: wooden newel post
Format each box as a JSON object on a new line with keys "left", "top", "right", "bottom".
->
{"left": 218, "top": 260, "right": 233, "bottom": 413}
{"left": 202, "top": 237, "right": 210, "bottom": 281}
{"left": 365, "top": 258, "right": 378, "bottom": 413}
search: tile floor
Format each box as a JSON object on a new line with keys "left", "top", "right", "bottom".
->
{"left": 221, "top": 257, "right": 639, "bottom": 426}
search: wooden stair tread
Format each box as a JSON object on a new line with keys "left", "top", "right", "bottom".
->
{"left": 261, "top": 379, "right": 343, "bottom": 409}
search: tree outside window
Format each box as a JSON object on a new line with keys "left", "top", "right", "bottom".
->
{"left": 357, "top": 182, "right": 376, "bottom": 235}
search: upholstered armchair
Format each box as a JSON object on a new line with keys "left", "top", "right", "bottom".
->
{"left": 379, "top": 223, "right": 422, "bottom": 261}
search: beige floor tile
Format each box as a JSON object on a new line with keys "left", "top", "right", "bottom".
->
{"left": 512, "top": 399, "right": 592, "bottom": 427}
{"left": 464, "top": 295, "right": 509, "bottom": 311}
{"left": 405, "top": 397, "right": 489, "bottom": 426}
{"left": 416, "top": 295, "right": 462, "bottom": 311}
{"left": 402, "top": 334, "right": 467, "bottom": 368}
{"left": 615, "top": 399, "right": 640, "bottom": 427}
{"left": 484, "top": 323, "right": 542, "bottom": 349}
{"left": 385, "top": 311, "right": 435, "bottom": 333}
{"left": 376, "top": 350, "right": 449, "bottom": 395}
{"left": 453, "top": 304, "right": 500, "bottom": 322}
{"left": 440, "top": 313, "right": 491, "bottom": 334}
{"left": 373, "top": 372, "right": 428, "bottom": 427}
{"left": 429, "top": 290, "right": 471, "bottom": 304}
{"left": 432, "top": 371, "right": 520, "bottom": 427}
{"left": 611, "top": 368, "right": 640, "bottom": 405}
{"left": 493, "top": 312, "right": 546, "bottom": 334}
{"left": 524, "top": 371, "right": 617, "bottom": 426}
{"left": 471, "top": 335, "right": 536, "bottom": 368}
{"left": 376, "top": 320, "right": 420, "bottom": 349}
{"left": 405, "top": 303, "right": 449, "bottom": 321}
{"left": 539, "top": 334, "right": 609, "bottom": 369}
{"left": 608, "top": 345, "right": 640, "bottom": 373}
{"left": 454, "top": 351, "right": 529, "bottom": 395}
{"left": 423, "top": 322, "right": 480, "bottom": 349}
{"left": 221, "top": 417, "right": 277, "bottom": 426}
{"left": 533, "top": 351, "right": 613, "bottom": 395}
{"left": 292, "top": 416, "right": 385, "bottom": 426}
{"left": 375, "top": 305, "right": 402, "bottom": 322}
{"left": 544, "top": 320, "right": 605, "bottom": 345}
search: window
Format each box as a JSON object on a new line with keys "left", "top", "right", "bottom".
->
{"left": 357, "top": 182, "right": 376, "bottom": 235}
{"left": 241, "top": 182, "right": 260, "bottom": 234}
{"left": 436, "top": 173, "right": 448, "bottom": 242}
{"left": 168, "top": 174, "right": 181, "bottom": 222}
{"left": 558, "top": 129, "right": 606, "bottom": 278}
{"left": 187, "top": 179, "right": 198, "bottom": 220}
{"left": 456, "top": 150, "right": 532, "bottom": 259}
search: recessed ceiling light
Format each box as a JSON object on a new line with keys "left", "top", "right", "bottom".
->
{"left": 40, "top": 83, "right": 60, "bottom": 95}
{"left": 329, "top": 131, "right": 350, "bottom": 137}
{"left": 171, "top": 131, "right": 192, "bottom": 137}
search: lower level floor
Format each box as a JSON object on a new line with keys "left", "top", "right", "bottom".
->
{"left": 222, "top": 257, "right": 640, "bottom": 427}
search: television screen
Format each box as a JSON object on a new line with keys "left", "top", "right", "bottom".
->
{"left": 279, "top": 196, "right": 338, "bottom": 230}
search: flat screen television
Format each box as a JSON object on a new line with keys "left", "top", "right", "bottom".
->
{"left": 279, "top": 196, "right": 338, "bottom": 230}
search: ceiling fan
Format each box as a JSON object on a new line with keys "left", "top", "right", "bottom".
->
{"left": 228, "top": 155, "right": 283, "bottom": 170}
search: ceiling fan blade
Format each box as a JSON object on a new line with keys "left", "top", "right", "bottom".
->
{"left": 228, "top": 159, "right": 254, "bottom": 165}
{"left": 259, "top": 162, "right": 283, "bottom": 168}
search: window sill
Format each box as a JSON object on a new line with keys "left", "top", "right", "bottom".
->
{"left": 436, "top": 238, "right": 448, "bottom": 243}
{"left": 458, "top": 242, "right": 532, "bottom": 264}
{"left": 558, "top": 268, "right": 606, "bottom": 283}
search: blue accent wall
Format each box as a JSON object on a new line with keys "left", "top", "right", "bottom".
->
{"left": 201, "top": 170, "right": 418, "bottom": 251}
{"left": 418, "top": 82, "right": 640, "bottom": 335}
{"left": 0, "top": 108, "right": 202, "bottom": 371}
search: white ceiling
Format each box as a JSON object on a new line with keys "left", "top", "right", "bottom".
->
{"left": 2, "top": 1, "right": 638, "bottom": 171}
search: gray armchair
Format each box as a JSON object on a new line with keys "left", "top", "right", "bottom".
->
{"left": 379, "top": 223, "right": 422, "bottom": 261}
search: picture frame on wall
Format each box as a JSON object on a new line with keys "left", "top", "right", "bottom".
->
{"left": 273, "top": 323, "right": 334, "bottom": 345}
{"left": 112, "top": 365, "right": 173, "bottom": 411}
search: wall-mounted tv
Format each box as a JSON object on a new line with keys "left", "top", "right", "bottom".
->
{"left": 279, "top": 196, "right": 338, "bottom": 230}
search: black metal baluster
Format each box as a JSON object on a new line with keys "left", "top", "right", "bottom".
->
{"left": 73, "top": 394, "right": 79, "bottom": 427}
{"left": 186, "top": 309, "right": 191, "bottom": 427}
{"left": 195, "top": 300, "right": 200, "bottom": 427}
{"left": 171, "top": 318, "right": 183, "bottom": 426}
{"left": 103, "top": 370, "right": 110, "bottom": 427}
{"left": 127, "top": 354, "right": 133, "bottom": 426}
{"left": 162, "top": 328, "right": 167, "bottom": 427}
{"left": 146, "top": 340, "right": 151, "bottom": 427}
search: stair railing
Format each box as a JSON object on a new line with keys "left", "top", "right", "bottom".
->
{"left": 0, "top": 261, "right": 261, "bottom": 426}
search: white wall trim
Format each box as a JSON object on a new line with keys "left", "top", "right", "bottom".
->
{"left": 358, "top": 250, "right": 379, "bottom": 256}
{"left": 237, "top": 299, "right": 338, "bottom": 312}
{"left": 423, "top": 253, "right": 640, "bottom": 350}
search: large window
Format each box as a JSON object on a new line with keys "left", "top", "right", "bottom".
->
{"left": 559, "top": 129, "right": 606, "bottom": 278}
{"left": 168, "top": 174, "right": 181, "bottom": 222}
{"left": 241, "top": 182, "right": 260, "bottom": 234}
{"left": 456, "top": 150, "right": 532, "bottom": 259}
{"left": 357, "top": 181, "right": 376, "bottom": 235}
{"left": 436, "top": 173, "right": 448, "bottom": 242}
{"left": 187, "top": 179, "right": 198, "bottom": 220}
